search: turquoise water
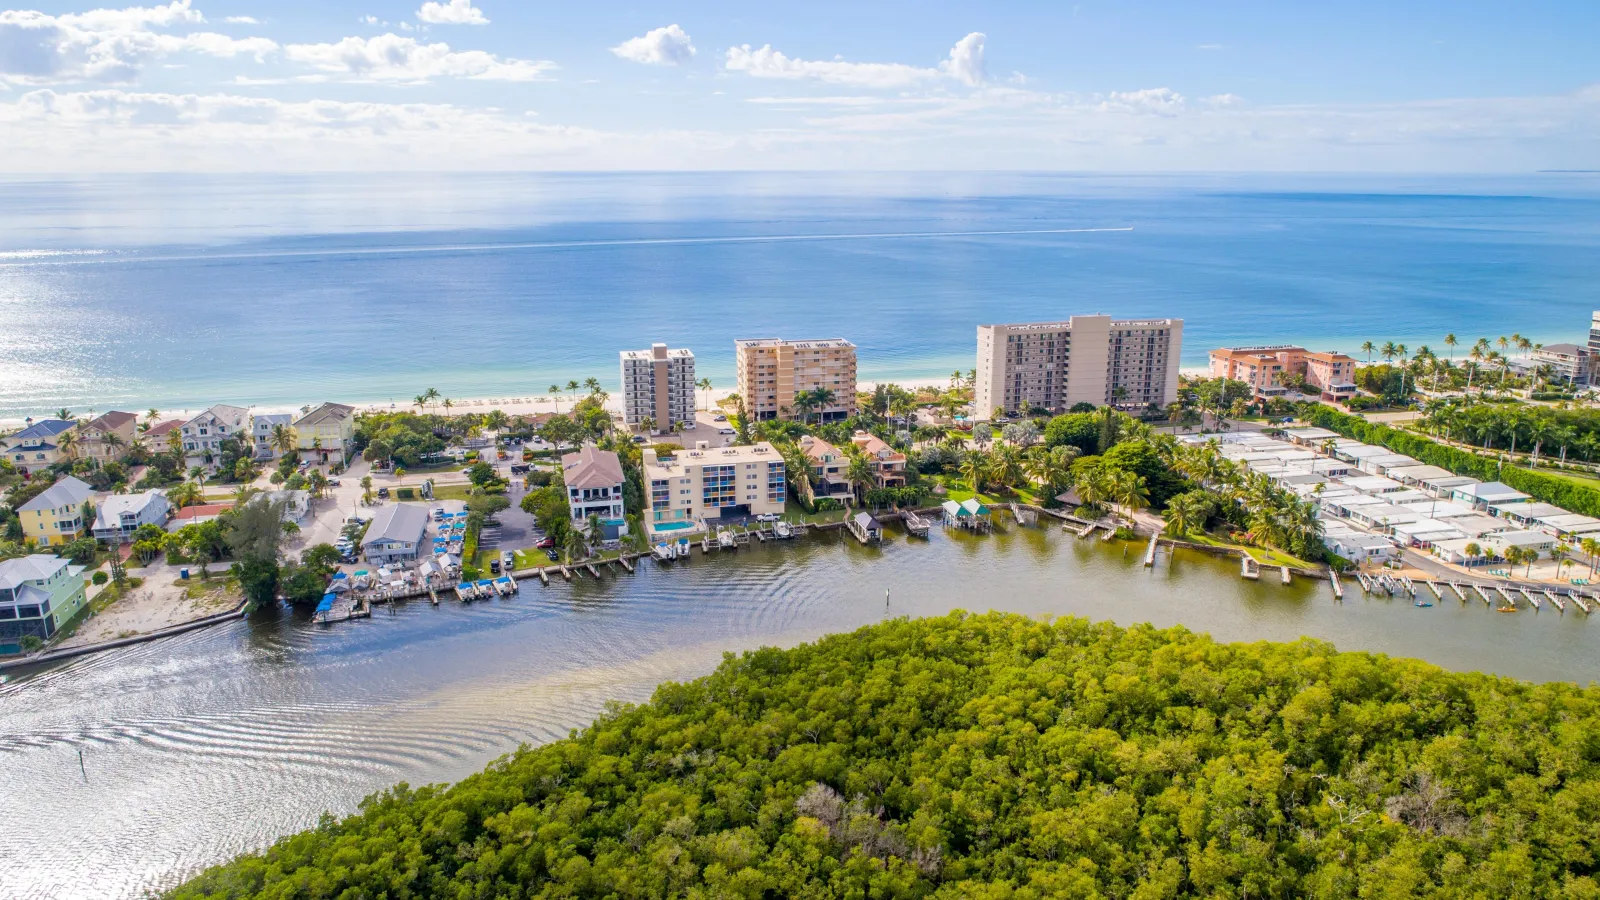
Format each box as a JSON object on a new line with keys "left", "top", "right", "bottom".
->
{"left": 2, "top": 171, "right": 1598, "bottom": 418}
{"left": 652, "top": 521, "right": 697, "bottom": 532}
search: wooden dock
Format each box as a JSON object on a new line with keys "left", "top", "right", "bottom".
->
{"left": 1241, "top": 555, "right": 1260, "bottom": 580}
{"left": 1426, "top": 581, "right": 1443, "bottom": 599}
{"left": 1519, "top": 587, "right": 1540, "bottom": 609}
{"left": 903, "top": 510, "right": 931, "bottom": 537}
{"left": 1329, "top": 567, "right": 1344, "bottom": 600}
{"left": 559, "top": 565, "right": 572, "bottom": 581}
{"left": 1448, "top": 582, "right": 1466, "bottom": 601}
{"left": 1100, "top": 526, "right": 1118, "bottom": 542}
{"left": 1470, "top": 584, "right": 1492, "bottom": 605}
{"left": 585, "top": 563, "right": 601, "bottom": 578}
{"left": 1569, "top": 592, "right": 1592, "bottom": 613}
{"left": 1143, "top": 533, "right": 1159, "bottom": 567}
{"left": 1543, "top": 588, "right": 1564, "bottom": 611}
{"left": 1077, "top": 521, "right": 1097, "bottom": 539}
{"left": 618, "top": 557, "right": 634, "bottom": 573}
{"left": 1280, "top": 565, "right": 1291, "bottom": 585}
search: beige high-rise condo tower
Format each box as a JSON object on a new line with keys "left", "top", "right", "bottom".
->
{"left": 975, "top": 315, "right": 1182, "bottom": 418}
{"left": 620, "top": 343, "right": 696, "bottom": 431}
{"left": 734, "top": 338, "right": 857, "bottom": 422}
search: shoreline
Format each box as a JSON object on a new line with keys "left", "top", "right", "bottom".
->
{"left": 0, "top": 377, "right": 957, "bottom": 429}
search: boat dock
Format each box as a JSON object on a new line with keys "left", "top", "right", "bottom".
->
{"left": 1543, "top": 588, "right": 1564, "bottom": 611}
{"left": 1518, "top": 587, "right": 1539, "bottom": 609}
{"left": 1449, "top": 582, "right": 1466, "bottom": 601}
{"left": 1241, "top": 556, "right": 1260, "bottom": 580}
{"left": 1280, "top": 565, "right": 1291, "bottom": 585}
{"left": 1329, "top": 567, "right": 1343, "bottom": 599}
{"left": 902, "top": 510, "right": 931, "bottom": 537}
{"left": 1143, "top": 533, "right": 1159, "bottom": 567}
{"left": 618, "top": 557, "right": 634, "bottom": 573}
{"left": 1471, "top": 584, "right": 1492, "bottom": 605}
{"left": 1076, "top": 521, "right": 1098, "bottom": 538}
{"left": 1426, "top": 581, "right": 1443, "bottom": 600}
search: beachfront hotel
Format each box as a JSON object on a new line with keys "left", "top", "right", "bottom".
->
{"left": 734, "top": 338, "right": 857, "bottom": 422}
{"left": 643, "top": 441, "right": 786, "bottom": 538}
{"left": 974, "top": 315, "right": 1182, "bottom": 417}
{"left": 1208, "top": 345, "right": 1358, "bottom": 400}
{"left": 620, "top": 343, "right": 697, "bottom": 431}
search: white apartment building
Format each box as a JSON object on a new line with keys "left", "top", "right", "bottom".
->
{"left": 643, "top": 441, "right": 786, "bottom": 538}
{"left": 734, "top": 338, "right": 857, "bottom": 422}
{"left": 620, "top": 344, "right": 696, "bottom": 431}
{"left": 975, "top": 315, "right": 1182, "bottom": 417}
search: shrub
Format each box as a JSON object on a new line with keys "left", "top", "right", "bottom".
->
{"left": 91, "top": 571, "right": 108, "bottom": 586}
{"left": 395, "top": 488, "right": 415, "bottom": 500}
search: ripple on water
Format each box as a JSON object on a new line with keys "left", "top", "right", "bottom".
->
{"left": 2, "top": 526, "right": 1598, "bottom": 899}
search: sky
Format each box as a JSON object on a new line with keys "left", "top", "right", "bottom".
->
{"left": 0, "top": 0, "right": 1596, "bottom": 172}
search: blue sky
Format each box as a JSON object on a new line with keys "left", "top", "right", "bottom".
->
{"left": 1, "top": 0, "right": 1596, "bottom": 171}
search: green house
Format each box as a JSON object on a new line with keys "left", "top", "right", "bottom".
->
{"left": 0, "top": 554, "right": 89, "bottom": 654}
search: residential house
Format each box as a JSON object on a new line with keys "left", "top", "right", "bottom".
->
{"left": 798, "top": 436, "right": 855, "bottom": 505}
{"left": 166, "top": 503, "right": 231, "bottom": 532}
{"left": 91, "top": 490, "right": 171, "bottom": 544}
{"left": 17, "top": 476, "right": 94, "bottom": 546}
{"left": 181, "top": 405, "right": 250, "bottom": 471}
{"left": 293, "top": 402, "right": 356, "bottom": 465}
{"left": 2, "top": 419, "right": 76, "bottom": 475}
{"left": 144, "top": 418, "right": 186, "bottom": 449}
{"left": 643, "top": 442, "right": 786, "bottom": 538}
{"left": 1451, "top": 481, "right": 1531, "bottom": 511}
{"left": 76, "top": 411, "right": 138, "bottom": 463}
{"left": 250, "top": 412, "right": 294, "bottom": 461}
{"left": 264, "top": 489, "right": 312, "bottom": 523}
{"left": 561, "top": 447, "right": 629, "bottom": 537}
{"left": 360, "top": 502, "right": 430, "bottom": 565}
{"left": 850, "top": 431, "right": 907, "bottom": 489}
{"left": 0, "top": 554, "right": 89, "bottom": 654}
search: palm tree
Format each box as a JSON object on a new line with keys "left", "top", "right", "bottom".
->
{"left": 563, "top": 528, "right": 587, "bottom": 565}
{"left": 959, "top": 450, "right": 989, "bottom": 495}
{"left": 1380, "top": 341, "right": 1397, "bottom": 366}
{"left": 1443, "top": 333, "right": 1458, "bottom": 370}
{"left": 843, "top": 448, "right": 877, "bottom": 504}
{"left": 442, "top": 398, "right": 453, "bottom": 415}
{"left": 1163, "top": 492, "right": 1209, "bottom": 538}
{"left": 1360, "top": 341, "right": 1375, "bottom": 366}
{"left": 270, "top": 423, "right": 298, "bottom": 459}
{"left": 102, "top": 431, "right": 126, "bottom": 460}
{"left": 1024, "top": 445, "right": 1075, "bottom": 495}
{"left": 1107, "top": 469, "right": 1149, "bottom": 525}
{"left": 810, "top": 387, "right": 837, "bottom": 424}
{"left": 165, "top": 428, "right": 184, "bottom": 457}
{"left": 1582, "top": 537, "right": 1600, "bottom": 578}
{"left": 987, "top": 444, "right": 1022, "bottom": 493}
{"left": 56, "top": 429, "right": 80, "bottom": 461}
{"left": 790, "top": 390, "right": 816, "bottom": 425}
{"left": 696, "top": 377, "right": 713, "bottom": 411}
{"left": 423, "top": 387, "right": 441, "bottom": 412}
{"left": 566, "top": 379, "right": 581, "bottom": 399}
{"left": 548, "top": 384, "right": 563, "bottom": 414}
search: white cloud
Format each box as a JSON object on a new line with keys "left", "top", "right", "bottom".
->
{"left": 224, "top": 16, "right": 259, "bottom": 24}
{"left": 0, "top": 2, "right": 277, "bottom": 84}
{"left": 360, "top": 15, "right": 379, "bottom": 25}
{"left": 725, "top": 45, "right": 937, "bottom": 89}
{"left": 725, "top": 33, "right": 989, "bottom": 89}
{"left": 1098, "top": 87, "right": 1185, "bottom": 115}
{"left": 611, "top": 24, "right": 694, "bottom": 66}
{"left": 283, "top": 33, "right": 553, "bottom": 82}
{"left": 416, "top": 0, "right": 487, "bottom": 26}
{"left": 939, "top": 32, "right": 985, "bottom": 86}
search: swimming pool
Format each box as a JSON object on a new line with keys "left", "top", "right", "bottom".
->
{"left": 652, "top": 521, "right": 698, "bottom": 533}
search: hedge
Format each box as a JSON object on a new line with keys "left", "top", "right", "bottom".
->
{"left": 1302, "top": 406, "right": 1600, "bottom": 518}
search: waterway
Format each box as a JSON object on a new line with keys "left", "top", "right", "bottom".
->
{"left": 2, "top": 523, "right": 1596, "bottom": 899}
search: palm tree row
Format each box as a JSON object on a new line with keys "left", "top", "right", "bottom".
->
{"left": 1167, "top": 441, "right": 1324, "bottom": 559}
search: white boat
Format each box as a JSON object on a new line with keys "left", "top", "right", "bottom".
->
{"left": 653, "top": 543, "right": 674, "bottom": 562}
{"left": 718, "top": 531, "right": 736, "bottom": 549}
{"left": 774, "top": 521, "right": 793, "bottom": 539}
{"left": 676, "top": 538, "right": 691, "bottom": 558}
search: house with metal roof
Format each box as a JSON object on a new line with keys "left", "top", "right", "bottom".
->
{"left": 17, "top": 476, "right": 94, "bottom": 546}
{"left": 361, "top": 503, "right": 430, "bottom": 565}
{"left": 1451, "top": 481, "right": 1531, "bottom": 511}
{"left": 2, "top": 419, "right": 76, "bottom": 475}
{"left": 0, "top": 554, "right": 89, "bottom": 654}
{"left": 181, "top": 405, "right": 250, "bottom": 471}
{"left": 292, "top": 402, "right": 357, "bottom": 465}
{"left": 92, "top": 490, "right": 172, "bottom": 544}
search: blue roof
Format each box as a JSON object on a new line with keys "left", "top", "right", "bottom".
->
{"left": 7, "top": 419, "right": 74, "bottom": 442}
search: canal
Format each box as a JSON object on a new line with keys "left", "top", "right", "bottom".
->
{"left": 2, "top": 523, "right": 1596, "bottom": 898}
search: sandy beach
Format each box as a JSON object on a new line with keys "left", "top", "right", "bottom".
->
{"left": 2, "top": 377, "right": 958, "bottom": 430}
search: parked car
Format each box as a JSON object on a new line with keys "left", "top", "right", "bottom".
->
{"left": 327, "top": 478, "right": 341, "bottom": 487}
{"left": 489, "top": 558, "right": 501, "bottom": 575}
{"left": 713, "top": 415, "right": 727, "bottom": 422}
{"left": 632, "top": 435, "right": 647, "bottom": 444}
{"left": 377, "top": 487, "right": 390, "bottom": 499}
{"left": 755, "top": 513, "right": 780, "bottom": 522}
{"left": 545, "top": 548, "right": 560, "bottom": 561}
{"left": 501, "top": 550, "right": 515, "bottom": 571}
{"left": 718, "top": 428, "right": 736, "bottom": 436}
{"left": 535, "top": 537, "right": 555, "bottom": 549}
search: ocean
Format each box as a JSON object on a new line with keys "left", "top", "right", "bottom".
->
{"left": 2, "top": 171, "right": 1598, "bottom": 419}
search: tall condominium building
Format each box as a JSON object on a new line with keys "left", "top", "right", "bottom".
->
{"left": 1208, "top": 345, "right": 1358, "bottom": 399}
{"left": 975, "top": 315, "right": 1182, "bottom": 417}
{"left": 1588, "top": 311, "right": 1600, "bottom": 358}
{"left": 734, "top": 338, "right": 857, "bottom": 422}
{"left": 620, "top": 343, "right": 696, "bottom": 431}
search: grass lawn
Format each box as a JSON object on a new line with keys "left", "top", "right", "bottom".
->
{"left": 429, "top": 483, "right": 478, "bottom": 502}
{"left": 1544, "top": 469, "right": 1600, "bottom": 491}
{"left": 1183, "top": 532, "right": 1318, "bottom": 569}
{"left": 396, "top": 462, "right": 467, "bottom": 475}
{"left": 785, "top": 498, "right": 851, "bottom": 525}
{"left": 174, "top": 573, "right": 242, "bottom": 600}
{"left": 933, "top": 476, "right": 1038, "bottom": 508}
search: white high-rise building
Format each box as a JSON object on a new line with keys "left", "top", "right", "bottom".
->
{"left": 620, "top": 343, "right": 696, "bottom": 431}
{"left": 975, "top": 315, "right": 1182, "bottom": 418}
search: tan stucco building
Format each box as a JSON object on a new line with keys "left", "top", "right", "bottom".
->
{"left": 734, "top": 338, "right": 857, "bottom": 422}
{"left": 975, "top": 315, "right": 1182, "bottom": 417}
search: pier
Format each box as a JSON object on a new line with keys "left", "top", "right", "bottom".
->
{"left": 1543, "top": 588, "right": 1563, "bottom": 611}
{"left": 1426, "top": 581, "right": 1443, "bottom": 599}
{"left": 1076, "top": 521, "right": 1098, "bottom": 538}
{"left": 1241, "top": 556, "right": 1260, "bottom": 580}
{"left": 1569, "top": 592, "right": 1592, "bottom": 613}
{"left": 1279, "top": 565, "right": 1291, "bottom": 585}
{"left": 902, "top": 509, "right": 931, "bottom": 537}
{"left": 1143, "top": 533, "right": 1159, "bottom": 567}
{"left": 1470, "top": 584, "right": 1492, "bottom": 605}
{"left": 618, "top": 557, "right": 634, "bottom": 573}
{"left": 1329, "top": 567, "right": 1343, "bottom": 600}
{"left": 1518, "top": 587, "right": 1539, "bottom": 609}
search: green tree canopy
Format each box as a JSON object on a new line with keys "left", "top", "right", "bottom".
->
{"left": 170, "top": 612, "right": 1600, "bottom": 899}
